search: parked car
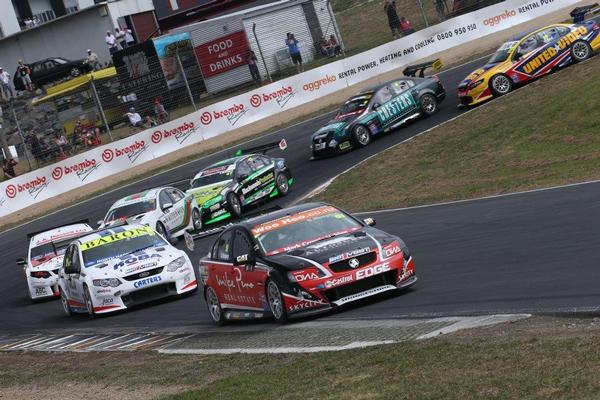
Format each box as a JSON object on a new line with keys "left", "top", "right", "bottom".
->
{"left": 13, "top": 57, "right": 92, "bottom": 90}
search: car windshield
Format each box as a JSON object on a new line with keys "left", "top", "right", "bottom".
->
{"left": 191, "top": 165, "right": 234, "bottom": 188}
{"left": 81, "top": 227, "right": 167, "bottom": 267}
{"left": 336, "top": 94, "right": 373, "bottom": 118}
{"left": 488, "top": 41, "right": 519, "bottom": 64}
{"left": 30, "top": 236, "right": 86, "bottom": 266}
{"left": 105, "top": 200, "right": 155, "bottom": 222}
{"left": 251, "top": 205, "right": 362, "bottom": 255}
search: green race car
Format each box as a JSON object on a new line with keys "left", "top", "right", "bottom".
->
{"left": 186, "top": 141, "right": 293, "bottom": 225}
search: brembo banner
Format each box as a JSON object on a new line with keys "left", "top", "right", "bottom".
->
{"left": 0, "top": 0, "right": 579, "bottom": 218}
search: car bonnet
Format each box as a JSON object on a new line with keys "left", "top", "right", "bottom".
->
{"left": 86, "top": 245, "right": 182, "bottom": 279}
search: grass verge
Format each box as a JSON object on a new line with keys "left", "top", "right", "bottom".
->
{"left": 316, "top": 57, "right": 600, "bottom": 211}
{"left": 2, "top": 317, "right": 600, "bottom": 399}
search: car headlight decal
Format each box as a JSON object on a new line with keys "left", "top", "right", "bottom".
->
{"left": 167, "top": 256, "right": 187, "bottom": 272}
{"left": 93, "top": 278, "right": 122, "bottom": 287}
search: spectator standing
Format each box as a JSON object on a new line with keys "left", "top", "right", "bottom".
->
{"left": 54, "top": 132, "right": 69, "bottom": 157}
{"left": 400, "top": 17, "right": 415, "bottom": 36}
{"left": 105, "top": 31, "right": 119, "bottom": 54}
{"left": 86, "top": 49, "right": 99, "bottom": 71}
{"left": 383, "top": 0, "right": 401, "bottom": 40}
{"left": 16, "top": 61, "right": 33, "bottom": 92}
{"left": 246, "top": 50, "right": 261, "bottom": 85}
{"left": 115, "top": 28, "right": 127, "bottom": 49}
{"left": 286, "top": 33, "right": 304, "bottom": 73}
{"left": 0, "top": 67, "right": 14, "bottom": 100}
{"left": 2, "top": 158, "right": 17, "bottom": 180}
{"left": 124, "top": 28, "right": 136, "bottom": 47}
{"left": 329, "top": 35, "right": 342, "bottom": 57}
{"left": 153, "top": 99, "right": 169, "bottom": 124}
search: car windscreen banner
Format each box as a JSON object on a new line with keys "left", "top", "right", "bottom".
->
{"left": 0, "top": 0, "right": 581, "bottom": 219}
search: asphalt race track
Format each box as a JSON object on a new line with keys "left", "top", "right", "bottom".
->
{"left": 2, "top": 56, "right": 599, "bottom": 334}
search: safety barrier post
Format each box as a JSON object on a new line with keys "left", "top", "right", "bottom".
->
{"left": 177, "top": 49, "right": 197, "bottom": 111}
{"left": 90, "top": 77, "right": 113, "bottom": 141}
{"left": 253, "top": 23, "right": 273, "bottom": 83}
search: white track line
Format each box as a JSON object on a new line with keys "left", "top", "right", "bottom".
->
{"left": 0, "top": 54, "right": 491, "bottom": 237}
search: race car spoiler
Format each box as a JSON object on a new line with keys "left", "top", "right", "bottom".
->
{"left": 192, "top": 206, "right": 283, "bottom": 239}
{"left": 235, "top": 138, "right": 288, "bottom": 156}
{"left": 403, "top": 59, "right": 443, "bottom": 77}
{"left": 26, "top": 219, "right": 91, "bottom": 241}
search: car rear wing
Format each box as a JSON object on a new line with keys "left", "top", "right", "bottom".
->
{"left": 570, "top": 3, "right": 599, "bottom": 23}
{"left": 403, "top": 59, "right": 443, "bottom": 77}
{"left": 26, "top": 219, "right": 91, "bottom": 241}
{"left": 191, "top": 206, "right": 282, "bottom": 239}
{"left": 235, "top": 138, "right": 288, "bottom": 156}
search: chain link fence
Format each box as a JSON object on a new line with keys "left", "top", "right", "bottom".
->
{"left": 0, "top": 0, "right": 505, "bottom": 179}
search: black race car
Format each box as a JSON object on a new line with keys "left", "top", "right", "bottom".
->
{"left": 14, "top": 57, "right": 93, "bottom": 90}
{"left": 185, "top": 140, "right": 293, "bottom": 225}
{"left": 199, "top": 202, "right": 416, "bottom": 324}
{"left": 310, "top": 60, "right": 446, "bottom": 158}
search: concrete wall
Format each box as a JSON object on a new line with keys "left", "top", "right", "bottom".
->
{"left": 0, "top": 6, "right": 114, "bottom": 76}
{"left": 0, "top": 3, "right": 22, "bottom": 38}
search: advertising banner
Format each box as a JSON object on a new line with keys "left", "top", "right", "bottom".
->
{"left": 153, "top": 32, "right": 196, "bottom": 90}
{"left": 0, "top": 0, "right": 581, "bottom": 219}
{"left": 194, "top": 31, "right": 250, "bottom": 78}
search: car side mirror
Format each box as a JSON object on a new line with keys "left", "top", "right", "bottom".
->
{"left": 233, "top": 253, "right": 256, "bottom": 266}
{"left": 372, "top": 103, "right": 381, "bottom": 110}
{"left": 238, "top": 173, "right": 249, "bottom": 182}
{"left": 97, "top": 220, "right": 104, "bottom": 228}
{"left": 16, "top": 257, "right": 26, "bottom": 266}
{"left": 363, "top": 217, "right": 376, "bottom": 226}
{"left": 162, "top": 202, "right": 173, "bottom": 211}
{"left": 63, "top": 264, "right": 80, "bottom": 275}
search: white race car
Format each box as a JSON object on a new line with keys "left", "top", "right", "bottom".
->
{"left": 17, "top": 221, "right": 94, "bottom": 302}
{"left": 58, "top": 224, "right": 197, "bottom": 316}
{"left": 99, "top": 187, "right": 202, "bottom": 240}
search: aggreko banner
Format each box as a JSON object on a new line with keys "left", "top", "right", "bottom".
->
{"left": 0, "top": 0, "right": 581, "bottom": 219}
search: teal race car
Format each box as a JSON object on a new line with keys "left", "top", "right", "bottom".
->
{"left": 310, "top": 62, "right": 446, "bottom": 158}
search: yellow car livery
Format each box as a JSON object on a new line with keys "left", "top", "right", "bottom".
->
{"left": 457, "top": 21, "right": 600, "bottom": 106}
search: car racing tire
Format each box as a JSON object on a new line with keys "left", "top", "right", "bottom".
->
{"left": 351, "top": 125, "right": 371, "bottom": 147}
{"left": 70, "top": 67, "right": 81, "bottom": 77}
{"left": 275, "top": 173, "right": 290, "bottom": 196}
{"left": 60, "top": 288, "right": 72, "bottom": 316}
{"left": 419, "top": 93, "right": 438, "bottom": 116}
{"left": 191, "top": 208, "right": 202, "bottom": 231}
{"left": 571, "top": 40, "right": 592, "bottom": 63}
{"left": 226, "top": 192, "right": 243, "bottom": 219}
{"left": 205, "top": 286, "right": 226, "bottom": 326}
{"left": 156, "top": 222, "right": 169, "bottom": 240}
{"left": 489, "top": 74, "right": 513, "bottom": 97}
{"left": 83, "top": 285, "right": 96, "bottom": 318}
{"left": 266, "top": 278, "right": 288, "bottom": 324}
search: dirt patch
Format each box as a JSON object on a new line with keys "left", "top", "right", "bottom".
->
{"left": 0, "top": 383, "right": 185, "bottom": 400}
{"left": 0, "top": 3, "right": 586, "bottom": 230}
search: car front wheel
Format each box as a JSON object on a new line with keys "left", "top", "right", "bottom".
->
{"left": 60, "top": 288, "right": 72, "bottom": 316}
{"left": 490, "top": 74, "right": 513, "bottom": 97}
{"left": 267, "top": 279, "right": 288, "bottom": 324}
{"left": 191, "top": 208, "right": 202, "bottom": 231}
{"left": 70, "top": 67, "right": 81, "bottom": 77}
{"left": 205, "top": 286, "right": 226, "bottom": 325}
{"left": 83, "top": 285, "right": 95, "bottom": 318}
{"left": 351, "top": 125, "right": 371, "bottom": 147}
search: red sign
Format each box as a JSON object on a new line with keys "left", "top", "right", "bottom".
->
{"left": 195, "top": 31, "right": 249, "bottom": 78}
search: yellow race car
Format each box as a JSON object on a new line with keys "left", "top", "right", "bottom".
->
{"left": 458, "top": 21, "right": 600, "bottom": 106}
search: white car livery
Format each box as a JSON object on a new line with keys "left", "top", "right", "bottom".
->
{"left": 58, "top": 224, "right": 197, "bottom": 316}
{"left": 17, "top": 222, "right": 94, "bottom": 301}
{"left": 100, "top": 187, "right": 202, "bottom": 240}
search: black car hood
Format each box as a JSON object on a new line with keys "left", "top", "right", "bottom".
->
{"left": 265, "top": 228, "right": 396, "bottom": 271}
